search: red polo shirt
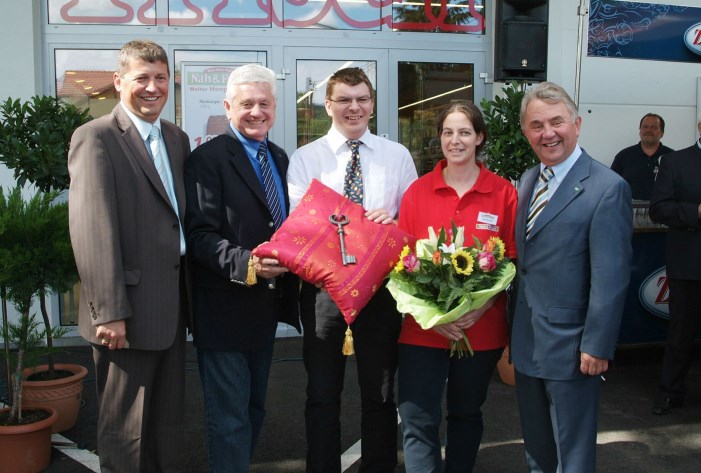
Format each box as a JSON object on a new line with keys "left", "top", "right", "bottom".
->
{"left": 397, "top": 160, "right": 518, "bottom": 351}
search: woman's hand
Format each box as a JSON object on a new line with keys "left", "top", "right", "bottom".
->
{"left": 431, "top": 322, "right": 464, "bottom": 341}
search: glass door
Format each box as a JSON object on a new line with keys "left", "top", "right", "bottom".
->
{"left": 282, "top": 48, "right": 388, "bottom": 154}
{"left": 283, "top": 48, "right": 485, "bottom": 176}
{"left": 390, "top": 50, "right": 486, "bottom": 176}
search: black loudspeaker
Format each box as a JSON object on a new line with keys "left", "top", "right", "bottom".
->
{"left": 494, "top": 0, "right": 549, "bottom": 82}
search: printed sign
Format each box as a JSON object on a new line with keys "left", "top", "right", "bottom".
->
{"left": 638, "top": 266, "right": 670, "bottom": 320}
{"left": 684, "top": 22, "right": 701, "bottom": 56}
{"left": 180, "top": 62, "right": 241, "bottom": 150}
{"left": 588, "top": 0, "right": 701, "bottom": 63}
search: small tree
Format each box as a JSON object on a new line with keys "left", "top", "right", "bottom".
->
{"left": 0, "top": 96, "right": 91, "bottom": 192}
{"left": 0, "top": 187, "right": 78, "bottom": 379}
{"left": 480, "top": 82, "right": 539, "bottom": 182}
{"left": 0, "top": 95, "right": 90, "bottom": 382}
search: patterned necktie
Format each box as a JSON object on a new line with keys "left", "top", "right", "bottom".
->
{"left": 526, "top": 166, "right": 554, "bottom": 238}
{"left": 257, "top": 141, "right": 283, "bottom": 229}
{"left": 344, "top": 140, "right": 363, "bottom": 205}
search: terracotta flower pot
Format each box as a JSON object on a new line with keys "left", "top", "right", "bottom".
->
{"left": 497, "top": 345, "right": 516, "bottom": 386}
{"left": 0, "top": 406, "right": 58, "bottom": 473}
{"left": 22, "top": 363, "right": 88, "bottom": 433}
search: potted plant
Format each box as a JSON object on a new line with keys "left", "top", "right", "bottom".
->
{"left": 1, "top": 313, "right": 62, "bottom": 473}
{"left": 0, "top": 95, "right": 91, "bottom": 431}
{"left": 0, "top": 187, "right": 87, "bottom": 432}
{"left": 480, "top": 81, "right": 539, "bottom": 183}
{"left": 480, "top": 82, "right": 539, "bottom": 385}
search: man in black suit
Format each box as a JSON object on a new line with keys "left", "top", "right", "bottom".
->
{"left": 649, "top": 117, "right": 701, "bottom": 415}
{"left": 184, "top": 64, "right": 300, "bottom": 472}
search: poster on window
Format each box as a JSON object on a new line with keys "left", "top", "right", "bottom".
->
{"left": 180, "top": 62, "right": 241, "bottom": 150}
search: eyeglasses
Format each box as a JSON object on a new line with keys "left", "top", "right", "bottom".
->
{"left": 328, "top": 96, "right": 372, "bottom": 106}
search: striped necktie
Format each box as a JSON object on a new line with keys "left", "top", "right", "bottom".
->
{"left": 526, "top": 166, "right": 554, "bottom": 238}
{"left": 344, "top": 140, "right": 363, "bottom": 205}
{"left": 257, "top": 141, "right": 283, "bottom": 229}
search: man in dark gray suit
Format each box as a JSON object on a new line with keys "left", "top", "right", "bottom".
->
{"left": 649, "top": 117, "right": 701, "bottom": 415}
{"left": 511, "top": 82, "right": 633, "bottom": 473}
{"left": 68, "top": 40, "right": 191, "bottom": 472}
{"left": 184, "top": 64, "right": 299, "bottom": 473}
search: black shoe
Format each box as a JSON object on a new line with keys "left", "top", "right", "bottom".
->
{"left": 651, "top": 397, "right": 683, "bottom": 415}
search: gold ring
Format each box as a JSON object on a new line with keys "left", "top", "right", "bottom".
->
{"left": 102, "top": 338, "right": 111, "bottom": 345}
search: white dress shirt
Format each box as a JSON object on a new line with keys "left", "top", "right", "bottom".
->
{"left": 288, "top": 125, "right": 418, "bottom": 217}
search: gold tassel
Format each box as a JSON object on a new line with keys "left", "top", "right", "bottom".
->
{"left": 246, "top": 257, "right": 257, "bottom": 286}
{"left": 342, "top": 325, "right": 354, "bottom": 356}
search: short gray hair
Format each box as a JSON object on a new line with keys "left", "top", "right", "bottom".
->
{"left": 520, "top": 82, "right": 579, "bottom": 128}
{"left": 226, "top": 64, "right": 276, "bottom": 101}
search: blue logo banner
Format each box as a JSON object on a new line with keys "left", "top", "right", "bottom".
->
{"left": 588, "top": 0, "right": 701, "bottom": 63}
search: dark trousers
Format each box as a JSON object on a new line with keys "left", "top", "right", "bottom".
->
{"left": 660, "top": 278, "right": 701, "bottom": 400}
{"left": 398, "top": 344, "right": 503, "bottom": 473}
{"left": 300, "top": 283, "right": 401, "bottom": 473}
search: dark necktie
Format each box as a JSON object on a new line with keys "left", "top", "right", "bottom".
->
{"left": 526, "top": 166, "right": 554, "bottom": 238}
{"left": 344, "top": 140, "right": 363, "bottom": 205}
{"left": 257, "top": 142, "right": 283, "bottom": 229}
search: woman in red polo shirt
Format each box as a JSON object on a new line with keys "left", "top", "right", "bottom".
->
{"left": 397, "top": 100, "right": 517, "bottom": 472}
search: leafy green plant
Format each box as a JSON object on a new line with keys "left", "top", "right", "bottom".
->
{"left": 1, "top": 313, "right": 67, "bottom": 425}
{"left": 0, "top": 95, "right": 91, "bottom": 192}
{"left": 480, "top": 82, "right": 539, "bottom": 182}
{"left": 0, "top": 187, "right": 78, "bottom": 380}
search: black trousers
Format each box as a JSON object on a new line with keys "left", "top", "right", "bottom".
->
{"left": 660, "top": 278, "right": 701, "bottom": 400}
{"left": 300, "top": 282, "right": 402, "bottom": 473}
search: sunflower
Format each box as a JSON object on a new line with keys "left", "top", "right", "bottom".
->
{"left": 451, "top": 249, "right": 474, "bottom": 276}
{"left": 487, "top": 237, "right": 506, "bottom": 261}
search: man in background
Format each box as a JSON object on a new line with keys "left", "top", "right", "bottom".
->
{"left": 68, "top": 39, "right": 191, "bottom": 472}
{"left": 611, "top": 113, "right": 674, "bottom": 200}
{"left": 649, "top": 117, "right": 701, "bottom": 415}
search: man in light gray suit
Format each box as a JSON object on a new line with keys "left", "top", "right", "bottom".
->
{"left": 68, "top": 40, "right": 191, "bottom": 472}
{"left": 511, "top": 82, "right": 632, "bottom": 473}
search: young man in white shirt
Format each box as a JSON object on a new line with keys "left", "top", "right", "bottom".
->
{"left": 287, "top": 67, "right": 418, "bottom": 473}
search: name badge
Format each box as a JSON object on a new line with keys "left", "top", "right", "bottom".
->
{"left": 477, "top": 212, "right": 498, "bottom": 225}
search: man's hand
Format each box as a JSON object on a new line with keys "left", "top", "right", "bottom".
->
{"left": 96, "top": 320, "right": 128, "bottom": 350}
{"left": 365, "top": 208, "right": 395, "bottom": 225}
{"left": 580, "top": 352, "right": 609, "bottom": 376}
{"left": 252, "top": 254, "right": 289, "bottom": 279}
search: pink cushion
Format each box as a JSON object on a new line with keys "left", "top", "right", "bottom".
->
{"left": 254, "top": 179, "right": 416, "bottom": 324}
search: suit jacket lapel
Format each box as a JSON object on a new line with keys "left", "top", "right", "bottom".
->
{"left": 528, "top": 152, "right": 591, "bottom": 239}
{"left": 114, "top": 105, "right": 174, "bottom": 209}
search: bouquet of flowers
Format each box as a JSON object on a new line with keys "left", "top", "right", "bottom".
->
{"left": 387, "top": 222, "right": 516, "bottom": 357}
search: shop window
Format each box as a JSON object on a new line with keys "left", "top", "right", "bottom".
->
{"left": 55, "top": 49, "right": 120, "bottom": 117}
{"left": 392, "top": 0, "right": 485, "bottom": 34}
{"left": 168, "top": 0, "right": 271, "bottom": 27}
{"left": 48, "top": 0, "right": 156, "bottom": 25}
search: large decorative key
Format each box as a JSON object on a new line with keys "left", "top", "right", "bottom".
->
{"left": 329, "top": 214, "right": 357, "bottom": 266}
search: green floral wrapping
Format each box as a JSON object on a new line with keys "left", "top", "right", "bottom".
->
{"left": 387, "top": 261, "right": 516, "bottom": 330}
